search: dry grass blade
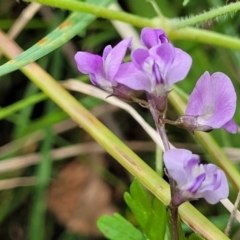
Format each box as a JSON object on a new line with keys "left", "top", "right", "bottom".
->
{"left": 222, "top": 198, "right": 240, "bottom": 223}
{"left": 0, "top": 119, "right": 76, "bottom": 158}
{"left": 0, "top": 141, "right": 155, "bottom": 174}
{"left": 0, "top": 177, "right": 36, "bottom": 190}
{"left": 224, "top": 147, "right": 240, "bottom": 163}
{"left": 61, "top": 79, "right": 166, "bottom": 150}
{"left": 0, "top": 104, "right": 117, "bottom": 158}
{"left": 8, "top": 3, "right": 42, "bottom": 39}
{"left": 0, "top": 3, "right": 42, "bottom": 60}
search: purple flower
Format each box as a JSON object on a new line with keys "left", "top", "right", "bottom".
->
{"left": 140, "top": 27, "right": 169, "bottom": 48}
{"left": 117, "top": 28, "right": 192, "bottom": 97}
{"left": 74, "top": 38, "right": 132, "bottom": 93}
{"left": 176, "top": 72, "right": 238, "bottom": 133}
{"left": 164, "top": 149, "right": 229, "bottom": 205}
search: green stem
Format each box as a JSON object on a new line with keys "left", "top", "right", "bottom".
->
{"left": 172, "top": 2, "right": 240, "bottom": 29}
{"left": 169, "top": 206, "right": 179, "bottom": 240}
{"left": 24, "top": 0, "right": 155, "bottom": 28}
{"left": 0, "top": 93, "right": 47, "bottom": 120}
{"left": 169, "top": 27, "right": 240, "bottom": 51}
{"left": 24, "top": 0, "right": 240, "bottom": 52}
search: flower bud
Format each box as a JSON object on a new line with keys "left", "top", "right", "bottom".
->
{"left": 175, "top": 115, "right": 213, "bottom": 133}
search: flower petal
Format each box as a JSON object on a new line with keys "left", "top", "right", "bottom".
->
{"left": 186, "top": 72, "right": 237, "bottom": 128}
{"left": 208, "top": 72, "right": 237, "bottom": 127}
{"left": 188, "top": 173, "right": 206, "bottom": 194}
{"left": 105, "top": 37, "right": 132, "bottom": 81}
{"left": 150, "top": 44, "right": 175, "bottom": 75}
{"left": 186, "top": 71, "right": 212, "bottom": 115}
{"left": 202, "top": 169, "right": 229, "bottom": 204}
{"left": 164, "top": 149, "right": 192, "bottom": 187}
{"left": 74, "top": 52, "right": 103, "bottom": 75}
{"left": 102, "top": 45, "right": 112, "bottom": 60}
{"left": 131, "top": 48, "right": 150, "bottom": 71}
{"left": 115, "top": 63, "right": 151, "bottom": 91}
{"left": 74, "top": 52, "right": 113, "bottom": 91}
{"left": 165, "top": 48, "right": 192, "bottom": 87}
{"left": 222, "top": 119, "right": 238, "bottom": 133}
{"left": 165, "top": 149, "right": 229, "bottom": 205}
{"left": 140, "top": 27, "right": 168, "bottom": 48}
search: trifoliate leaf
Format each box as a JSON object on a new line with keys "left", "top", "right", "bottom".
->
{"left": 145, "top": 197, "right": 167, "bottom": 240}
{"left": 97, "top": 213, "right": 145, "bottom": 240}
{"left": 124, "top": 179, "right": 151, "bottom": 229}
{"left": 124, "top": 179, "right": 168, "bottom": 240}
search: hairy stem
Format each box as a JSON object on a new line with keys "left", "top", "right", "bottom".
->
{"left": 23, "top": 0, "right": 240, "bottom": 52}
{"left": 172, "top": 2, "right": 240, "bottom": 29}
{"left": 24, "top": 0, "right": 154, "bottom": 28}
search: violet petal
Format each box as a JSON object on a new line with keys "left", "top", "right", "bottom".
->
{"left": 188, "top": 173, "right": 206, "bottom": 194}
{"left": 131, "top": 48, "right": 150, "bottom": 71}
{"left": 74, "top": 52, "right": 104, "bottom": 75}
{"left": 186, "top": 71, "right": 213, "bottom": 117}
{"left": 115, "top": 62, "right": 151, "bottom": 92}
{"left": 165, "top": 48, "right": 192, "bottom": 87}
{"left": 164, "top": 149, "right": 192, "bottom": 186}
{"left": 222, "top": 119, "right": 238, "bottom": 133}
{"left": 150, "top": 44, "right": 175, "bottom": 76}
{"left": 102, "top": 45, "right": 112, "bottom": 60}
{"left": 202, "top": 169, "right": 229, "bottom": 204}
{"left": 105, "top": 37, "right": 132, "bottom": 81}
{"left": 186, "top": 72, "right": 236, "bottom": 129}
{"left": 140, "top": 27, "right": 168, "bottom": 48}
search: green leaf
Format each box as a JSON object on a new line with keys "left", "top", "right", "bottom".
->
{"left": 124, "top": 179, "right": 151, "bottom": 229}
{"left": 188, "top": 233, "right": 205, "bottom": 240}
{"left": 145, "top": 197, "right": 167, "bottom": 240}
{"left": 0, "top": 0, "right": 113, "bottom": 77}
{"left": 124, "top": 179, "right": 168, "bottom": 240}
{"left": 97, "top": 213, "right": 145, "bottom": 240}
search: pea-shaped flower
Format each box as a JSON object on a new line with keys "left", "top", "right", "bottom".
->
{"left": 117, "top": 28, "right": 192, "bottom": 98}
{"left": 164, "top": 149, "right": 229, "bottom": 206}
{"left": 176, "top": 71, "right": 238, "bottom": 133}
{"left": 140, "top": 27, "right": 169, "bottom": 48}
{"left": 74, "top": 37, "right": 135, "bottom": 100}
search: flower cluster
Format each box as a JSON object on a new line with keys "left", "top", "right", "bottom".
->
{"left": 74, "top": 27, "right": 237, "bottom": 205}
{"left": 75, "top": 28, "right": 192, "bottom": 112}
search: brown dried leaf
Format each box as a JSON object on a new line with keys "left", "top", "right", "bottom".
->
{"left": 47, "top": 160, "right": 116, "bottom": 237}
